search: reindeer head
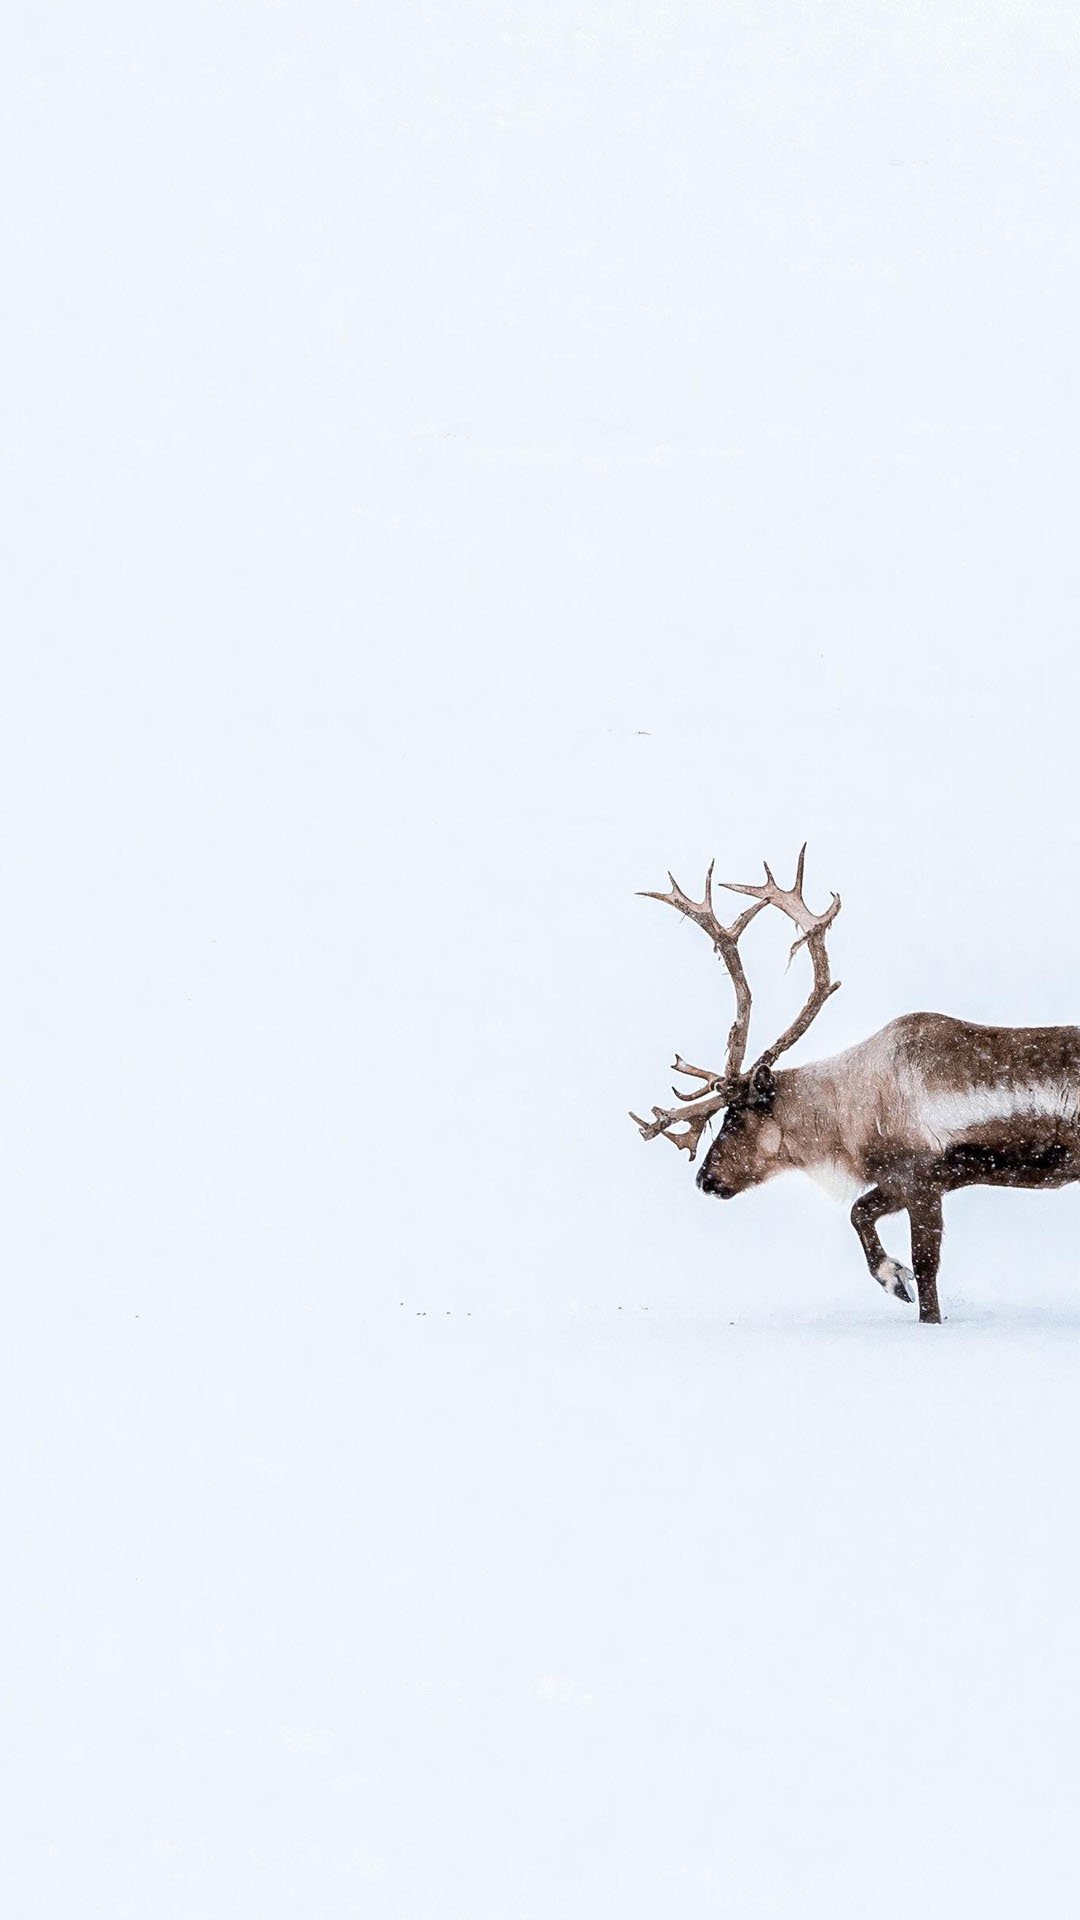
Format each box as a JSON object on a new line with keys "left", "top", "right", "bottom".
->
{"left": 630, "top": 846, "right": 841, "bottom": 1196}
{"left": 694, "top": 1062, "right": 784, "bottom": 1198}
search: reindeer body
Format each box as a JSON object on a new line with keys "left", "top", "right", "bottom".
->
{"left": 633, "top": 851, "right": 1080, "bottom": 1322}
{"left": 771, "top": 1014, "right": 1080, "bottom": 1193}
{"left": 703, "top": 1014, "right": 1080, "bottom": 1321}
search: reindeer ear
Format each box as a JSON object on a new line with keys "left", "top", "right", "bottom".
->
{"left": 747, "top": 1062, "right": 776, "bottom": 1111}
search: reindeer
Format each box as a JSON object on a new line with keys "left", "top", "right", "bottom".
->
{"left": 631, "top": 847, "right": 1080, "bottom": 1323}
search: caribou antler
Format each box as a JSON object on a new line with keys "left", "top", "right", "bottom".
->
{"left": 637, "top": 863, "right": 766, "bottom": 1083}
{"left": 721, "top": 843, "right": 841, "bottom": 1065}
{"left": 629, "top": 863, "right": 766, "bottom": 1158}
{"left": 631, "top": 845, "right": 843, "bottom": 1158}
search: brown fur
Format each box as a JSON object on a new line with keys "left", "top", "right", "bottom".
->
{"left": 696, "top": 1014, "right": 1080, "bottom": 1323}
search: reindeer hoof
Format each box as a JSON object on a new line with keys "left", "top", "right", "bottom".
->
{"left": 875, "top": 1258, "right": 914, "bottom": 1305}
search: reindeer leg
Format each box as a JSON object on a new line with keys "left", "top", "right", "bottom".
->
{"left": 908, "top": 1189, "right": 944, "bottom": 1325}
{"left": 850, "top": 1186, "right": 913, "bottom": 1303}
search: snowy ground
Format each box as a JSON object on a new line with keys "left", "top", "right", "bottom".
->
{"left": 6, "top": 3, "right": 1080, "bottom": 1915}
{"left": 8, "top": 1277, "right": 1080, "bottom": 1916}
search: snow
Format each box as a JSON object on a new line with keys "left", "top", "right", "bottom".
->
{"left": 11, "top": 1286, "right": 1080, "bottom": 1916}
{"left": 5, "top": 2, "right": 1080, "bottom": 1914}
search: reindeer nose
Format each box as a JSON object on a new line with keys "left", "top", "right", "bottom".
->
{"left": 697, "top": 1167, "right": 735, "bottom": 1199}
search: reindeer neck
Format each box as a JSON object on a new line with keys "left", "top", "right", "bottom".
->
{"left": 771, "top": 1056, "right": 864, "bottom": 1188}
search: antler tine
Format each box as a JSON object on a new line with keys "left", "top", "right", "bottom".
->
{"left": 629, "top": 1092, "right": 725, "bottom": 1161}
{"left": 728, "top": 899, "right": 767, "bottom": 943}
{"left": 637, "top": 860, "right": 766, "bottom": 947}
{"left": 670, "top": 1054, "right": 727, "bottom": 1102}
{"left": 721, "top": 844, "right": 842, "bottom": 1066}
{"left": 721, "top": 841, "right": 840, "bottom": 947}
{"left": 672, "top": 1054, "right": 717, "bottom": 1082}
